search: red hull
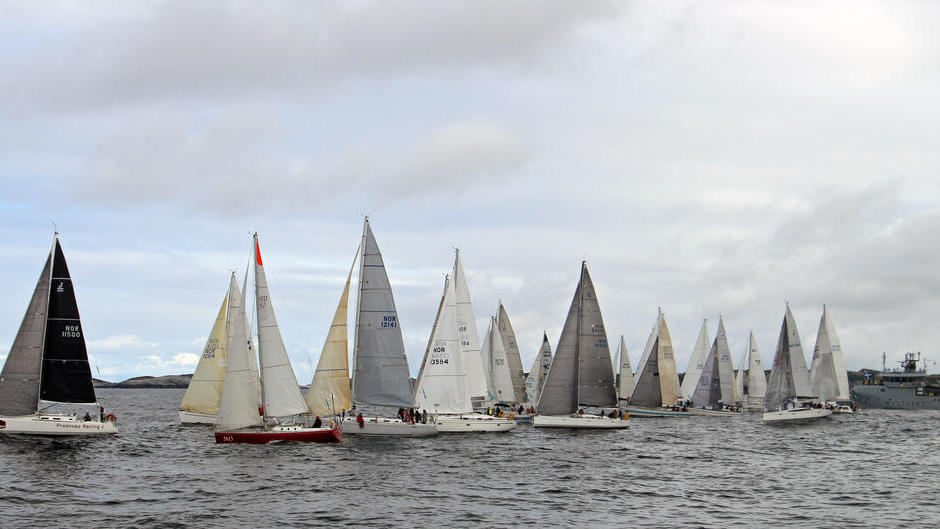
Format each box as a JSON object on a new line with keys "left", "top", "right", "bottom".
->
{"left": 215, "top": 427, "right": 341, "bottom": 444}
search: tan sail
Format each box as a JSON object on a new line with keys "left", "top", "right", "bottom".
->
{"left": 656, "top": 312, "right": 682, "bottom": 406}
{"left": 306, "top": 250, "right": 358, "bottom": 415}
{"left": 180, "top": 276, "right": 235, "bottom": 415}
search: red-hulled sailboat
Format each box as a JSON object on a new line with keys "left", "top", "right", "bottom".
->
{"left": 214, "top": 233, "right": 339, "bottom": 444}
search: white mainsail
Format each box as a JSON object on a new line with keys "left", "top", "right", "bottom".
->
{"left": 252, "top": 234, "right": 309, "bottom": 419}
{"left": 497, "top": 302, "right": 527, "bottom": 403}
{"left": 524, "top": 333, "right": 552, "bottom": 405}
{"left": 453, "top": 250, "right": 487, "bottom": 399}
{"left": 680, "top": 320, "right": 710, "bottom": 399}
{"left": 482, "top": 316, "right": 515, "bottom": 404}
{"left": 809, "top": 305, "right": 850, "bottom": 402}
{"left": 764, "top": 304, "right": 814, "bottom": 411}
{"left": 733, "top": 342, "right": 747, "bottom": 402}
{"left": 306, "top": 249, "right": 358, "bottom": 416}
{"left": 746, "top": 331, "right": 767, "bottom": 401}
{"left": 616, "top": 336, "right": 635, "bottom": 401}
{"left": 414, "top": 275, "right": 472, "bottom": 414}
{"left": 180, "top": 275, "right": 237, "bottom": 416}
{"left": 216, "top": 272, "right": 263, "bottom": 431}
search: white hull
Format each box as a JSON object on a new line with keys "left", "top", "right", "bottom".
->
{"left": 435, "top": 414, "right": 517, "bottom": 433}
{"left": 178, "top": 410, "right": 218, "bottom": 425}
{"left": 762, "top": 407, "right": 833, "bottom": 423}
{"left": 625, "top": 406, "right": 691, "bottom": 418}
{"left": 340, "top": 416, "right": 438, "bottom": 437}
{"left": 689, "top": 408, "right": 744, "bottom": 417}
{"left": 533, "top": 415, "right": 629, "bottom": 429}
{"left": 0, "top": 414, "right": 118, "bottom": 436}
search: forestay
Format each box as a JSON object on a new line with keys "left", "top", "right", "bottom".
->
{"left": 351, "top": 219, "right": 416, "bottom": 408}
{"left": 253, "top": 235, "right": 309, "bottom": 418}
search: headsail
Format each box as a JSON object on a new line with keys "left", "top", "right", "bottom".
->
{"left": 524, "top": 333, "right": 552, "bottom": 405}
{"left": 630, "top": 309, "right": 681, "bottom": 407}
{"left": 809, "top": 305, "right": 850, "bottom": 402}
{"left": 216, "top": 277, "right": 263, "bottom": 431}
{"left": 497, "top": 302, "right": 527, "bottom": 404}
{"left": 453, "top": 250, "right": 487, "bottom": 399}
{"left": 483, "top": 316, "right": 515, "bottom": 403}
{"left": 0, "top": 249, "right": 52, "bottom": 415}
{"left": 764, "top": 305, "right": 813, "bottom": 411}
{"left": 691, "top": 317, "right": 735, "bottom": 407}
{"left": 680, "top": 320, "right": 710, "bottom": 399}
{"left": 746, "top": 331, "right": 767, "bottom": 400}
{"left": 414, "top": 275, "right": 471, "bottom": 414}
{"left": 306, "top": 248, "right": 358, "bottom": 416}
{"left": 180, "top": 274, "right": 237, "bottom": 416}
{"left": 733, "top": 342, "right": 747, "bottom": 402}
{"left": 252, "top": 234, "right": 308, "bottom": 418}
{"left": 351, "top": 218, "right": 416, "bottom": 408}
{"left": 616, "top": 336, "right": 635, "bottom": 401}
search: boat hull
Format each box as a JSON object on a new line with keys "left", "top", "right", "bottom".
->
{"left": 340, "top": 416, "right": 438, "bottom": 436}
{"left": 852, "top": 385, "right": 940, "bottom": 410}
{"left": 215, "top": 426, "right": 341, "bottom": 444}
{"left": 0, "top": 414, "right": 118, "bottom": 436}
{"left": 435, "top": 414, "right": 517, "bottom": 432}
{"left": 533, "top": 415, "right": 629, "bottom": 429}
{"left": 762, "top": 407, "right": 833, "bottom": 423}
{"left": 625, "top": 406, "right": 691, "bottom": 418}
{"left": 178, "top": 410, "right": 218, "bottom": 425}
{"left": 689, "top": 408, "right": 744, "bottom": 417}
{"left": 511, "top": 413, "right": 534, "bottom": 423}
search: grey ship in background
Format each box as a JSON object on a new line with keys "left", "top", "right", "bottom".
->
{"left": 852, "top": 352, "right": 940, "bottom": 409}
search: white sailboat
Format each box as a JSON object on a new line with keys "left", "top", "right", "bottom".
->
{"left": 809, "top": 305, "right": 854, "bottom": 413}
{"left": 680, "top": 320, "right": 710, "bottom": 400}
{"left": 179, "top": 274, "right": 239, "bottom": 425}
{"left": 342, "top": 218, "right": 437, "bottom": 436}
{"left": 689, "top": 316, "right": 743, "bottom": 416}
{"left": 0, "top": 234, "right": 118, "bottom": 437}
{"left": 415, "top": 274, "right": 514, "bottom": 433}
{"left": 533, "top": 262, "right": 627, "bottom": 429}
{"left": 627, "top": 309, "right": 690, "bottom": 417}
{"left": 762, "top": 304, "right": 832, "bottom": 424}
{"left": 737, "top": 331, "right": 767, "bottom": 410}
{"left": 523, "top": 333, "right": 552, "bottom": 410}
{"left": 615, "top": 336, "right": 635, "bottom": 404}
{"left": 305, "top": 248, "right": 358, "bottom": 417}
{"left": 215, "top": 234, "right": 340, "bottom": 443}
{"left": 482, "top": 315, "right": 515, "bottom": 406}
{"left": 453, "top": 250, "right": 488, "bottom": 408}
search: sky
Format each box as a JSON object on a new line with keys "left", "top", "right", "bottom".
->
{"left": 2, "top": 1, "right": 939, "bottom": 382}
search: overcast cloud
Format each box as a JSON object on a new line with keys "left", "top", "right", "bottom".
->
{"left": 2, "top": 1, "right": 939, "bottom": 381}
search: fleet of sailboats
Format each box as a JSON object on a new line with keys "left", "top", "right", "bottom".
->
{"left": 2, "top": 228, "right": 863, "bottom": 443}
{"left": 0, "top": 235, "right": 118, "bottom": 436}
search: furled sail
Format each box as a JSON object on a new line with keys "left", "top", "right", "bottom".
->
{"left": 180, "top": 274, "right": 237, "bottom": 416}
{"left": 524, "top": 334, "right": 552, "bottom": 405}
{"left": 306, "top": 249, "right": 358, "bottom": 416}
{"left": 680, "top": 320, "right": 710, "bottom": 399}
{"left": 616, "top": 336, "right": 635, "bottom": 401}
{"left": 497, "top": 302, "right": 527, "bottom": 404}
{"left": 453, "top": 250, "right": 487, "bottom": 399}
{"left": 414, "top": 275, "right": 471, "bottom": 414}
{"left": 39, "top": 238, "right": 96, "bottom": 405}
{"left": 351, "top": 218, "right": 416, "bottom": 408}
{"left": 809, "top": 305, "right": 850, "bottom": 402}
{"left": 0, "top": 251, "right": 52, "bottom": 415}
{"left": 252, "top": 235, "right": 308, "bottom": 418}
{"left": 764, "top": 305, "right": 813, "bottom": 411}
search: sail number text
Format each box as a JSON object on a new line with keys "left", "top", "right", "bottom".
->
{"left": 382, "top": 316, "right": 398, "bottom": 328}
{"left": 62, "top": 325, "right": 81, "bottom": 338}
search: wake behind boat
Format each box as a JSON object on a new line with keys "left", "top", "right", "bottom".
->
{"left": 0, "top": 234, "right": 118, "bottom": 437}
{"left": 533, "top": 262, "right": 628, "bottom": 430}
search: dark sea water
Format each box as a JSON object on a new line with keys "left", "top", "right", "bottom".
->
{"left": 2, "top": 388, "right": 939, "bottom": 528}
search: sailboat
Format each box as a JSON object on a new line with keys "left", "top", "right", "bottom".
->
{"left": 341, "top": 218, "right": 437, "bottom": 436}
{"left": 414, "top": 274, "right": 515, "bottom": 432}
{"left": 305, "top": 248, "right": 358, "bottom": 417}
{"left": 523, "top": 333, "right": 552, "bottom": 411}
{"left": 179, "top": 274, "right": 239, "bottom": 425}
{"left": 0, "top": 234, "right": 118, "bottom": 436}
{"left": 680, "top": 320, "right": 710, "bottom": 400}
{"left": 452, "top": 249, "right": 489, "bottom": 411}
{"left": 533, "top": 262, "right": 627, "bottom": 429}
{"left": 627, "top": 308, "right": 690, "bottom": 417}
{"left": 481, "top": 316, "right": 515, "bottom": 406}
{"left": 762, "top": 304, "right": 832, "bottom": 423}
{"left": 689, "top": 317, "right": 743, "bottom": 416}
{"left": 735, "top": 331, "right": 767, "bottom": 410}
{"left": 809, "top": 305, "right": 855, "bottom": 413}
{"left": 215, "top": 233, "right": 340, "bottom": 443}
{"left": 615, "top": 336, "right": 635, "bottom": 405}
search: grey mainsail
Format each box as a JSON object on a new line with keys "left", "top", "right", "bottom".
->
{"left": 764, "top": 305, "right": 813, "bottom": 411}
{"left": 537, "top": 262, "right": 616, "bottom": 415}
{"left": 497, "top": 302, "right": 527, "bottom": 404}
{"left": 630, "top": 309, "right": 681, "bottom": 408}
{"left": 0, "top": 252, "right": 52, "bottom": 415}
{"left": 351, "top": 218, "right": 416, "bottom": 408}
{"left": 616, "top": 336, "right": 635, "bottom": 400}
{"left": 524, "top": 333, "right": 552, "bottom": 405}
{"left": 691, "top": 341, "right": 721, "bottom": 408}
